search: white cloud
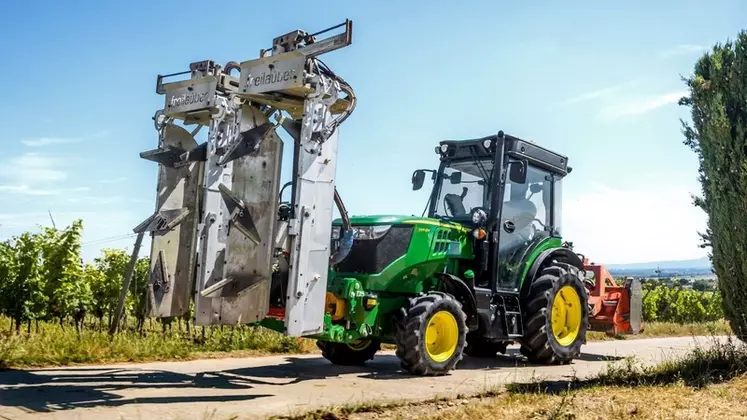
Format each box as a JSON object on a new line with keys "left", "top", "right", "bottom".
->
{"left": 20, "top": 130, "right": 108, "bottom": 148}
{"left": 0, "top": 184, "right": 89, "bottom": 196}
{"left": 21, "top": 137, "right": 83, "bottom": 147}
{"left": 0, "top": 153, "right": 68, "bottom": 184}
{"left": 660, "top": 44, "right": 706, "bottom": 58}
{"left": 596, "top": 90, "right": 687, "bottom": 121}
{"left": 562, "top": 182, "right": 708, "bottom": 264}
{"left": 99, "top": 177, "right": 128, "bottom": 184}
{"left": 560, "top": 81, "right": 636, "bottom": 105}
{"left": 67, "top": 195, "right": 121, "bottom": 204}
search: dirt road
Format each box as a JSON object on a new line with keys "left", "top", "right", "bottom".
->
{"left": 0, "top": 336, "right": 727, "bottom": 420}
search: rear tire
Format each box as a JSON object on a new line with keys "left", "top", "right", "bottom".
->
{"left": 317, "top": 339, "right": 381, "bottom": 366}
{"left": 396, "top": 292, "right": 467, "bottom": 376}
{"left": 519, "top": 261, "right": 588, "bottom": 365}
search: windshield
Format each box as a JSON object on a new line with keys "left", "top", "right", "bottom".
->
{"left": 433, "top": 159, "right": 494, "bottom": 220}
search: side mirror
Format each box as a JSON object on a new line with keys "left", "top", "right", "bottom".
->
{"left": 412, "top": 170, "right": 426, "bottom": 191}
{"left": 529, "top": 183, "right": 542, "bottom": 194}
{"left": 449, "top": 171, "right": 462, "bottom": 184}
{"left": 508, "top": 160, "right": 527, "bottom": 184}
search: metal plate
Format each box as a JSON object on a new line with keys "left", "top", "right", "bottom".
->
{"left": 238, "top": 51, "right": 305, "bottom": 95}
{"left": 220, "top": 105, "right": 283, "bottom": 321}
{"left": 145, "top": 123, "right": 203, "bottom": 318}
{"left": 163, "top": 76, "right": 217, "bottom": 118}
{"left": 284, "top": 102, "right": 339, "bottom": 337}
{"left": 627, "top": 278, "right": 643, "bottom": 334}
{"left": 193, "top": 103, "right": 282, "bottom": 326}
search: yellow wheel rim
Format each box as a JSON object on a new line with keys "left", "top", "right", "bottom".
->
{"left": 425, "top": 310, "right": 459, "bottom": 363}
{"left": 551, "top": 285, "right": 582, "bottom": 347}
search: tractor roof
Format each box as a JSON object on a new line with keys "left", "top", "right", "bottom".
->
{"left": 437, "top": 132, "right": 570, "bottom": 177}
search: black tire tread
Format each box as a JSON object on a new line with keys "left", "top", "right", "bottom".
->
{"left": 519, "top": 260, "right": 588, "bottom": 365}
{"left": 395, "top": 291, "right": 467, "bottom": 376}
{"left": 317, "top": 339, "right": 381, "bottom": 366}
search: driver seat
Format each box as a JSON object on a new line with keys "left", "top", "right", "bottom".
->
{"left": 444, "top": 187, "right": 468, "bottom": 216}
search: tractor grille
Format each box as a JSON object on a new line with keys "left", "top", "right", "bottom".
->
{"left": 335, "top": 225, "right": 414, "bottom": 274}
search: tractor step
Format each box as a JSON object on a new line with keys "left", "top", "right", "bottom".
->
{"left": 497, "top": 294, "right": 523, "bottom": 338}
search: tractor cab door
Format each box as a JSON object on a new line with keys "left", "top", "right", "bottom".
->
{"left": 495, "top": 163, "right": 554, "bottom": 292}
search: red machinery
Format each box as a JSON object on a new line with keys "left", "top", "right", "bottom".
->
{"left": 582, "top": 258, "right": 644, "bottom": 337}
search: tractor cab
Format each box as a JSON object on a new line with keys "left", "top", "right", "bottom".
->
{"left": 412, "top": 131, "right": 570, "bottom": 293}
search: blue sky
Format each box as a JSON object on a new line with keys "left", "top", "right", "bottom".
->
{"left": 0, "top": 0, "right": 744, "bottom": 264}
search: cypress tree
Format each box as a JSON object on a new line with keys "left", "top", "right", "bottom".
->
{"left": 681, "top": 30, "right": 747, "bottom": 339}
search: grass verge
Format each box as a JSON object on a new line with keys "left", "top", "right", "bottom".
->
{"left": 276, "top": 336, "right": 747, "bottom": 420}
{"left": 0, "top": 316, "right": 733, "bottom": 369}
{"left": 0, "top": 316, "right": 316, "bottom": 369}
{"left": 584, "top": 319, "right": 732, "bottom": 341}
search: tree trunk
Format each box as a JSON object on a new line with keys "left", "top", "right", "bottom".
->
{"left": 27, "top": 320, "right": 31, "bottom": 335}
{"left": 14, "top": 318, "right": 20, "bottom": 335}
{"left": 35, "top": 319, "right": 40, "bottom": 334}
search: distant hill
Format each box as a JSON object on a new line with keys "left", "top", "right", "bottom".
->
{"left": 605, "top": 256, "right": 711, "bottom": 271}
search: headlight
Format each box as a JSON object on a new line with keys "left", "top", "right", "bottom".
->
{"left": 353, "top": 225, "right": 391, "bottom": 240}
{"left": 332, "top": 225, "right": 391, "bottom": 241}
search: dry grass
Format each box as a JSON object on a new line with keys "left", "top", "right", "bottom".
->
{"left": 277, "top": 337, "right": 747, "bottom": 420}
{"left": 267, "top": 378, "right": 747, "bottom": 420}
{"left": 295, "top": 377, "right": 747, "bottom": 420}
{"left": 585, "top": 319, "right": 732, "bottom": 341}
{"left": 0, "top": 316, "right": 317, "bottom": 369}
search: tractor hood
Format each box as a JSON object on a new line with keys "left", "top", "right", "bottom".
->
{"left": 331, "top": 214, "right": 470, "bottom": 232}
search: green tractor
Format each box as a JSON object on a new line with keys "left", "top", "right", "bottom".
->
{"left": 135, "top": 23, "right": 589, "bottom": 377}
{"left": 310, "top": 130, "right": 589, "bottom": 376}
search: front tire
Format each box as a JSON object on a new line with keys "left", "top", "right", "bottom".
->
{"left": 520, "top": 261, "right": 588, "bottom": 364}
{"left": 317, "top": 339, "right": 381, "bottom": 366}
{"left": 395, "top": 292, "right": 468, "bottom": 376}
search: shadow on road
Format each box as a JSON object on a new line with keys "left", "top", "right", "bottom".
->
{"left": 0, "top": 349, "right": 623, "bottom": 414}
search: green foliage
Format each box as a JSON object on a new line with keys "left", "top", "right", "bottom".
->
{"left": 642, "top": 283, "right": 724, "bottom": 323}
{"left": 681, "top": 30, "right": 747, "bottom": 340}
{"left": 0, "top": 221, "right": 145, "bottom": 331}
{"left": 41, "top": 220, "right": 91, "bottom": 322}
{"left": 0, "top": 232, "right": 48, "bottom": 329}
{"left": 89, "top": 248, "right": 128, "bottom": 322}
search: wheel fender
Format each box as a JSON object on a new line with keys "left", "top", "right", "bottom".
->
{"left": 521, "top": 247, "right": 584, "bottom": 298}
{"left": 433, "top": 273, "right": 478, "bottom": 328}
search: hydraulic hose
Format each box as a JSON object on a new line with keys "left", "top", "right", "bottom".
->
{"left": 330, "top": 187, "right": 354, "bottom": 266}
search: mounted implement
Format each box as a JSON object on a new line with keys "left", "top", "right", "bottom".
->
{"left": 127, "top": 20, "right": 642, "bottom": 377}
{"left": 583, "top": 259, "right": 644, "bottom": 336}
